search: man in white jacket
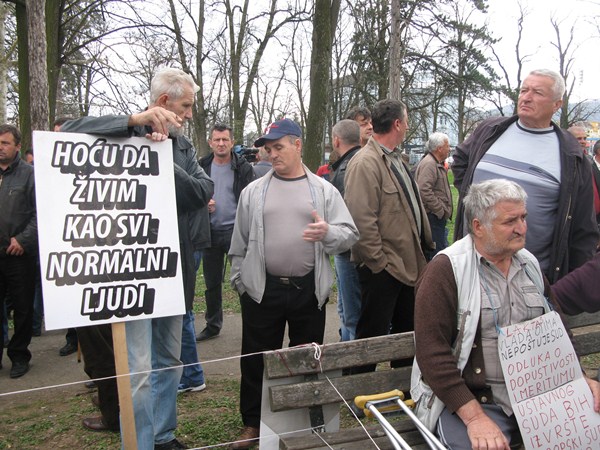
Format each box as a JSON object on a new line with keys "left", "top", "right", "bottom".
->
{"left": 228, "top": 118, "right": 359, "bottom": 449}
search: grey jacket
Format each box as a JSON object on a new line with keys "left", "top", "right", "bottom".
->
{"left": 61, "top": 115, "right": 214, "bottom": 309}
{"left": 229, "top": 165, "right": 359, "bottom": 307}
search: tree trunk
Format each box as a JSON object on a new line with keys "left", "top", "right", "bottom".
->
{"left": 0, "top": 3, "right": 8, "bottom": 124}
{"left": 45, "top": 0, "right": 63, "bottom": 126}
{"left": 167, "top": 0, "right": 209, "bottom": 157}
{"left": 226, "top": 0, "right": 249, "bottom": 142}
{"left": 194, "top": 0, "right": 209, "bottom": 157}
{"left": 28, "top": 0, "right": 49, "bottom": 134}
{"left": 388, "top": 0, "right": 402, "bottom": 100}
{"left": 16, "top": 2, "right": 31, "bottom": 151}
{"left": 304, "top": 0, "right": 340, "bottom": 172}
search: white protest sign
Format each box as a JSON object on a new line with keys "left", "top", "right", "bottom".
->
{"left": 499, "top": 311, "right": 600, "bottom": 449}
{"left": 33, "top": 131, "right": 185, "bottom": 330}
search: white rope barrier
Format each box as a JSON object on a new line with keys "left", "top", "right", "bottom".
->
{"left": 0, "top": 350, "right": 265, "bottom": 398}
{"left": 1, "top": 341, "right": 385, "bottom": 450}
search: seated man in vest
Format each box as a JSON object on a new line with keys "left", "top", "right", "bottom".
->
{"left": 412, "top": 179, "right": 600, "bottom": 449}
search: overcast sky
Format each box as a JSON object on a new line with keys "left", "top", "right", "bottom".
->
{"left": 486, "top": 0, "right": 600, "bottom": 100}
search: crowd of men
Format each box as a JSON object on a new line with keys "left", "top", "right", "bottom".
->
{"left": 2, "top": 67, "right": 600, "bottom": 450}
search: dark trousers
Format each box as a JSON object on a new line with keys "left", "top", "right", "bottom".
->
{"left": 426, "top": 213, "right": 448, "bottom": 261}
{"left": 353, "top": 266, "right": 415, "bottom": 373}
{"left": 202, "top": 227, "right": 233, "bottom": 333}
{"left": 239, "top": 272, "right": 326, "bottom": 428}
{"left": 77, "top": 324, "right": 120, "bottom": 430}
{"left": 65, "top": 327, "right": 78, "bottom": 345}
{"left": 32, "top": 259, "right": 43, "bottom": 335}
{"left": 0, "top": 255, "right": 35, "bottom": 364}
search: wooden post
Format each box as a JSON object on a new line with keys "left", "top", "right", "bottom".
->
{"left": 112, "top": 321, "right": 138, "bottom": 449}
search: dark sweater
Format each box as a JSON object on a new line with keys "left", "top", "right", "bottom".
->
{"left": 551, "top": 252, "right": 600, "bottom": 315}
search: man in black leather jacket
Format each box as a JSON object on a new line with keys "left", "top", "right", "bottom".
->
{"left": 0, "top": 124, "right": 37, "bottom": 379}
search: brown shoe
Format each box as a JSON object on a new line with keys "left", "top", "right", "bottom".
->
{"left": 230, "top": 426, "right": 259, "bottom": 449}
{"left": 82, "top": 416, "right": 116, "bottom": 432}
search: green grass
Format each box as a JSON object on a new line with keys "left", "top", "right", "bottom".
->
{"left": 0, "top": 380, "right": 244, "bottom": 449}
{"left": 174, "top": 378, "right": 243, "bottom": 447}
{"left": 0, "top": 392, "right": 121, "bottom": 449}
{"left": 192, "top": 260, "right": 242, "bottom": 315}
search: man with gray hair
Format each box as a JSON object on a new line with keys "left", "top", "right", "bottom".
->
{"left": 412, "top": 178, "right": 600, "bottom": 449}
{"left": 252, "top": 146, "right": 272, "bottom": 177}
{"left": 567, "top": 125, "right": 588, "bottom": 154}
{"left": 453, "top": 69, "right": 598, "bottom": 283}
{"left": 62, "top": 67, "right": 214, "bottom": 450}
{"left": 330, "top": 119, "right": 362, "bottom": 341}
{"left": 414, "top": 132, "right": 453, "bottom": 260}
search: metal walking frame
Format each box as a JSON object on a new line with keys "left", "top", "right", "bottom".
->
{"left": 354, "top": 389, "right": 446, "bottom": 450}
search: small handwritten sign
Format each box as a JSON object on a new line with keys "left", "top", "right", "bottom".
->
{"left": 499, "top": 311, "right": 600, "bottom": 449}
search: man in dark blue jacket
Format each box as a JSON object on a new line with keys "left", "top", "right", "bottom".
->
{"left": 197, "top": 125, "right": 254, "bottom": 341}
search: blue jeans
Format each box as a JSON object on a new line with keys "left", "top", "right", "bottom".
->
{"left": 426, "top": 213, "right": 448, "bottom": 261}
{"left": 180, "top": 310, "right": 204, "bottom": 386}
{"left": 124, "top": 315, "right": 183, "bottom": 449}
{"left": 179, "top": 252, "right": 205, "bottom": 386}
{"left": 334, "top": 252, "right": 361, "bottom": 341}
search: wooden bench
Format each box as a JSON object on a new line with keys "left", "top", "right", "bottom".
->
{"left": 261, "top": 311, "right": 600, "bottom": 450}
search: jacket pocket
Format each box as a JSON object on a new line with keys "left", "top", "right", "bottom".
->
{"left": 523, "top": 290, "right": 546, "bottom": 320}
{"left": 410, "top": 376, "right": 445, "bottom": 432}
{"left": 381, "top": 182, "right": 403, "bottom": 214}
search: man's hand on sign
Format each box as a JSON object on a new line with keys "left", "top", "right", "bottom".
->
{"left": 6, "top": 237, "right": 24, "bottom": 256}
{"left": 129, "top": 107, "right": 182, "bottom": 139}
{"left": 585, "top": 376, "right": 600, "bottom": 413}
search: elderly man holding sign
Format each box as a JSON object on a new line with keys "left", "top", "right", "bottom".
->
{"left": 61, "top": 68, "right": 213, "bottom": 450}
{"left": 411, "top": 179, "right": 600, "bottom": 450}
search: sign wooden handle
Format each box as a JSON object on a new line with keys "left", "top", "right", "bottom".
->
{"left": 112, "top": 321, "right": 138, "bottom": 449}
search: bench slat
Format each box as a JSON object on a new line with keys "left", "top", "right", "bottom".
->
{"left": 264, "top": 333, "right": 415, "bottom": 379}
{"left": 572, "top": 324, "right": 600, "bottom": 356}
{"left": 279, "top": 418, "right": 427, "bottom": 450}
{"left": 269, "top": 368, "right": 412, "bottom": 412}
{"left": 566, "top": 311, "right": 600, "bottom": 329}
